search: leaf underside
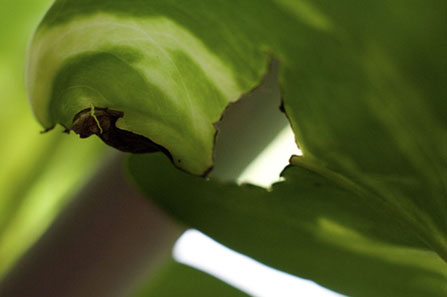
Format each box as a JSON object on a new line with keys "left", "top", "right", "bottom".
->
{"left": 30, "top": 0, "right": 446, "bottom": 296}
{"left": 133, "top": 260, "right": 250, "bottom": 297}
{"left": 129, "top": 153, "right": 447, "bottom": 297}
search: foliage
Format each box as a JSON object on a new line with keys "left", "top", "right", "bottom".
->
{"left": 129, "top": 153, "right": 446, "bottom": 296}
{"left": 22, "top": 0, "right": 447, "bottom": 296}
{"left": 134, "top": 260, "right": 250, "bottom": 297}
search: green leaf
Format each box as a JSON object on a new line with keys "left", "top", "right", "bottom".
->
{"left": 28, "top": 0, "right": 446, "bottom": 243}
{"left": 27, "top": 0, "right": 271, "bottom": 175}
{"left": 128, "top": 153, "right": 447, "bottom": 297}
{"left": 277, "top": 0, "right": 447, "bottom": 261}
{"left": 133, "top": 260, "right": 249, "bottom": 297}
{"left": 30, "top": 0, "right": 446, "bottom": 294}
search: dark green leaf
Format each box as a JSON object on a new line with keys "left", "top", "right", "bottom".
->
{"left": 278, "top": 0, "right": 447, "bottom": 259}
{"left": 133, "top": 260, "right": 249, "bottom": 297}
{"left": 128, "top": 153, "right": 447, "bottom": 297}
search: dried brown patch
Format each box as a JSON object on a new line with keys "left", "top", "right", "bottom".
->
{"left": 71, "top": 107, "right": 172, "bottom": 159}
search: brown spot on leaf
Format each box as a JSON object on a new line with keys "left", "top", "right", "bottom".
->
{"left": 71, "top": 107, "right": 172, "bottom": 159}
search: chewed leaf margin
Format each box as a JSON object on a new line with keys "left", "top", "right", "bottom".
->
{"left": 127, "top": 153, "right": 447, "bottom": 297}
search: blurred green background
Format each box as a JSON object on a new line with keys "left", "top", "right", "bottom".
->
{"left": 0, "top": 0, "right": 108, "bottom": 279}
